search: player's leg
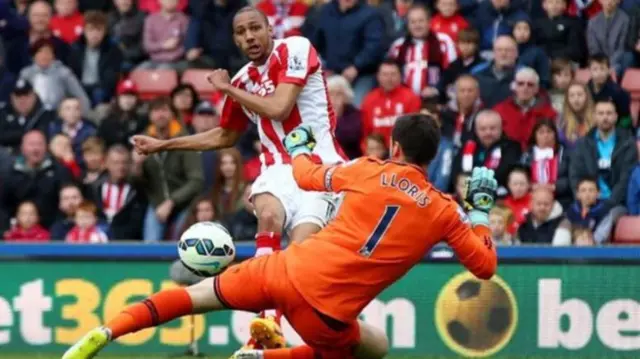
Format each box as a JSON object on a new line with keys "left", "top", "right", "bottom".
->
{"left": 353, "top": 320, "right": 389, "bottom": 359}
{"left": 62, "top": 255, "right": 276, "bottom": 359}
{"left": 253, "top": 192, "right": 286, "bottom": 256}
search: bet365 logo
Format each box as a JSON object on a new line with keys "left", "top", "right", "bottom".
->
{"left": 434, "top": 272, "right": 518, "bottom": 357}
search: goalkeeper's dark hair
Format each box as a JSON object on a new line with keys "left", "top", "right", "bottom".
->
{"left": 391, "top": 113, "right": 440, "bottom": 166}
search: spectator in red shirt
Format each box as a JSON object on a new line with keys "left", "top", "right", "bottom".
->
{"left": 3, "top": 201, "right": 50, "bottom": 241}
{"left": 360, "top": 60, "right": 421, "bottom": 149}
{"left": 65, "top": 200, "right": 109, "bottom": 243}
{"left": 494, "top": 67, "right": 557, "bottom": 150}
{"left": 502, "top": 166, "right": 532, "bottom": 234}
{"left": 431, "top": 0, "right": 469, "bottom": 43}
{"left": 50, "top": 0, "right": 84, "bottom": 44}
{"left": 256, "top": 0, "right": 308, "bottom": 38}
{"left": 139, "top": 0, "right": 188, "bottom": 14}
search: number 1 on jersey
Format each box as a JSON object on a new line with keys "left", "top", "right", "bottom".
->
{"left": 359, "top": 205, "right": 400, "bottom": 257}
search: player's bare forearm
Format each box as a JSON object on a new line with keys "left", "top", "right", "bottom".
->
{"left": 292, "top": 155, "right": 332, "bottom": 191}
{"left": 222, "top": 83, "right": 301, "bottom": 121}
{"left": 161, "top": 127, "right": 240, "bottom": 151}
{"left": 449, "top": 225, "right": 497, "bottom": 279}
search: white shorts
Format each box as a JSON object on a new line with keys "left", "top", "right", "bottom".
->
{"left": 250, "top": 164, "right": 338, "bottom": 231}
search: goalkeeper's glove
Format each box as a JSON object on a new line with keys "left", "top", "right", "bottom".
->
{"left": 464, "top": 167, "right": 498, "bottom": 226}
{"left": 283, "top": 125, "right": 316, "bottom": 158}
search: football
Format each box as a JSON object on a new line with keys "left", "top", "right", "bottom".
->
{"left": 177, "top": 222, "right": 236, "bottom": 277}
{"left": 434, "top": 271, "right": 518, "bottom": 357}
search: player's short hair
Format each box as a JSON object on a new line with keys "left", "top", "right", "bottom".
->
{"left": 76, "top": 200, "right": 98, "bottom": 215}
{"left": 234, "top": 6, "right": 269, "bottom": 26}
{"left": 391, "top": 113, "right": 440, "bottom": 166}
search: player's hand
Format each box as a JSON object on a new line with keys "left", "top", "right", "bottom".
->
{"left": 283, "top": 125, "right": 316, "bottom": 157}
{"left": 464, "top": 167, "right": 498, "bottom": 214}
{"left": 131, "top": 135, "right": 164, "bottom": 155}
{"left": 207, "top": 69, "right": 231, "bottom": 92}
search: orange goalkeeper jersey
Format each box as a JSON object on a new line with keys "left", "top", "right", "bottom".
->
{"left": 285, "top": 155, "right": 498, "bottom": 323}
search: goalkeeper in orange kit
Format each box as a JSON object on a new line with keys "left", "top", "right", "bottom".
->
{"left": 62, "top": 113, "right": 498, "bottom": 359}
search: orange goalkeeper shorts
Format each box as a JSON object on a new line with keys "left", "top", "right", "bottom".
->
{"left": 214, "top": 251, "right": 361, "bottom": 352}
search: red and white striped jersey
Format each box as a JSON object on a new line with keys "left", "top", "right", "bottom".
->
{"left": 389, "top": 33, "right": 458, "bottom": 95}
{"left": 219, "top": 36, "right": 346, "bottom": 170}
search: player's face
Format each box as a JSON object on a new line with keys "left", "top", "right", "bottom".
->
{"left": 233, "top": 11, "right": 274, "bottom": 63}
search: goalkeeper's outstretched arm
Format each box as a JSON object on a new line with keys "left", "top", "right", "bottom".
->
{"left": 445, "top": 216, "right": 498, "bottom": 280}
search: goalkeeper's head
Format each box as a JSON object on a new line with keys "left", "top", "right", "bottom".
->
{"left": 390, "top": 113, "right": 441, "bottom": 168}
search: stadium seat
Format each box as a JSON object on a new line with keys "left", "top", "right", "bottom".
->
{"left": 621, "top": 69, "right": 640, "bottom": 99}
{"left": 129, "top": 70, "right": 178, "bottom": 100}
{"left": 613, "top": 216, "right": 640, "bottom": 244}
{"left": 181, "top": 69, "right": 215, "bottom": 98}
{"left": 574, "top": 68, "right": 617, "bottom": 84}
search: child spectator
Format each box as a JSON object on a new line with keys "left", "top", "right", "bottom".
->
{"left": 587, "top": 54, "right": 632, "bottom": 129}
{"left": 442, "top": 28, "right": 483, "bottom": 102}
{"left": 587, "top": 0, "right": 629, "bottom": 78}
{"left": 549, "top": 58, "right": 574, "bottom": 114}
{"left": 65, "top": 200, "right": 109, "bottom": 243}
{"left": 139, "top": 0, "right": 189, "bottom": 70}
{"left": 502, "top": 167, "right": 532, "bottom": 234}
{"left": 364, "top": 133, "right": 388, "bottom": 160}
{"left": 181, "top": 195, "right": 218, "bottom": 233}
{"left": 572, "top": 226, "right": 596, "bottom": 246}
{"left": 50, "top": 0, "right": 84, "bottom": 44}
{"left": 108, "top": 0, "right": 147, "bottom": 70}
{"left": 81, "top": 136, "right": 105, "bottom": 185}
{"left": 566, "top": 177, "right": 612, "bottom": 243}
{"left": 627, "top": 133, "right": 640, "bottom": 215}
{"left": 170, "top": 83, "right": 199, "bottom": 128}
{"left": 517, "top": 187, "right": 572, "bottom": 245}
{"left": 19, "top": 39, "right": 92, "bottom": 115}
{"left": 49, "top": 134, "right": 82, "bottom": 179}
{"left": 489, "top": 205, "right": 517, "bottom": 245}
{"left": 533, "top": 0, "right": 585, "bottom": 65}
{"left": 430, "top": 0, "right": 469, "bottom": 43}
{"left": 3, "top": 201, "right": 50, "bottom": 241}
{"left": 520, "top": 119, "right": 572, "bottom": 207}
{"left": 69, "top": 11, "right": 122, "bottom": 107}
{"left": 558, "top": 82, "right": 595, "bottom": 146}
{"left": 388, "top": 5, "right": 446, "bottom": 99}
{"left": 48, "top": 97, "right": 97, "bottom": 163}
{"left": 97, "top": 79, "right": 148, "bottom": 149}
{"left": 513, "top": 19, "right": 550, "bottom": 88}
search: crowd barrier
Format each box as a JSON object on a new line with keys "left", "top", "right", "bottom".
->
{"left": 0, "top": 243, "right": 639, "bottom": 358}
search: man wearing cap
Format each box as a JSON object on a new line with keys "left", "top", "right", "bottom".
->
{"left": 192, "top": 100, "right": 219, "bottom": 191}
{"left": 0, "top": 78, "right": 56, "bottom": 153}
{"left": 97, "top": 78, "right": 148, "bottom": 149}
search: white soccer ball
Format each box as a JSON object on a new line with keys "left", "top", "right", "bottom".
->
{"left": 177, "top": 222, "right": 236, "bottom": 277}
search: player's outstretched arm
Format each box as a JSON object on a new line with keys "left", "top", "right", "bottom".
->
{"left": 284, "top": 126, "right": 362, "bottom": 192}
{"left": 209, "top": 69, "right": 302, "bottom": 122}
{"left": 132, "top": 127, "right": 241, "bottom": 154}
{"left": 444, "top": 167, "right": 499, "bottom": 279}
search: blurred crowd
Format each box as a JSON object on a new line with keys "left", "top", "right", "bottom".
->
{"left": 2, "top": 0, "right": 640, "bottom": 247}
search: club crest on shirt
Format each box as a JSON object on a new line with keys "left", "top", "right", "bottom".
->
{"left": 288, "top": 54, "right": 304, "bottom": 72}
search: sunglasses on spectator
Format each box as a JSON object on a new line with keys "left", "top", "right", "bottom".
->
{"left": 516, "top": 81, "right": 536, "bottom": 88}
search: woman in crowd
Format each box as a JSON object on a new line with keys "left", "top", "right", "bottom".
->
{"left": 520, "top": 119, "right": 572, "bottom": 207}
{"left": 182, "top": 195, "right": 218, "bottom": 233}
{"left": 210, "top": 148, "right": 245, "bottom": 222}
{"left": 327, "top": 75, "right": 362, "bottom": 159}
{"left": 171, "top": 83, "right": 199, "bottom": 129}
{"left": 558, "top": 82, "right": 595, "bottom": 147}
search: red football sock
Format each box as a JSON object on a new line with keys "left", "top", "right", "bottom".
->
{"left": 263, "top": 345, "right": 316, "bottom": 359}
{"left": 255, "top": 232, "right": 281, "bottom": 257}
{"left": 105, "top": 288, "right": 193, "bottom": 339}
